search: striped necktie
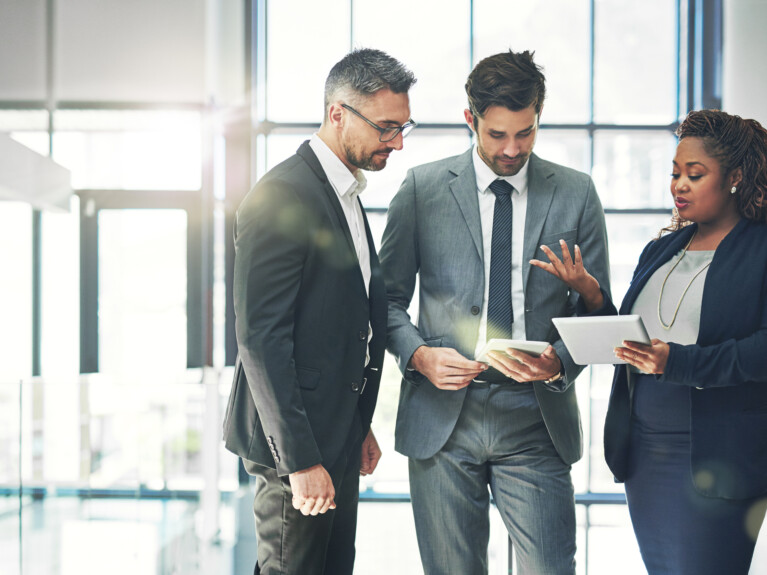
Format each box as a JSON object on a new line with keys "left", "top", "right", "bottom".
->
{"left": 487, "top": 179, "right": 514, "bottom": 341}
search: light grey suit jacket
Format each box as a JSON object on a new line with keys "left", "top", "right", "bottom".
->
{"left": 379, "top": 150, "right": 610, "bottom": 465}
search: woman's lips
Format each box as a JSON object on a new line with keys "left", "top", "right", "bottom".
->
{"left": 675, "top": 197, "right": 690, "bottom": 209}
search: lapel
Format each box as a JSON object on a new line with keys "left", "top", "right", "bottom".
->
{"left": 619, "top": 224, "right": 697, "bottom": 314}
{"left": 522, "top": 154, "right": 557, "bottom": 289}
{"left": 296, "top": 141, "right": 368, "bottom": 295}
{"left": 448, "top": 148, "right": 483, "bottom": 260}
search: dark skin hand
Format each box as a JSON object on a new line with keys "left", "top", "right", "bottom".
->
{"left": 531, "top": 239, "right": 670, "bottom": 372}
{"left": 615, "top": 339, "right": 670, "bottom": 374}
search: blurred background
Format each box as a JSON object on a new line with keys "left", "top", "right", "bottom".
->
{"left": 1, "top": 0, "right": 766, "bottom": 573}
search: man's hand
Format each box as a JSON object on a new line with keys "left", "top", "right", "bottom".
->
{"left": 487, "top": 345, "right": 562, "bottom": 383}
{"left": 289, "top": 464, "right": 336, "bottom": 516}
{"left": 360, "top": 428, "right": 382, "bottom": 476}
{"left": 411, "top": 346, "right": 487, "bottom": 390}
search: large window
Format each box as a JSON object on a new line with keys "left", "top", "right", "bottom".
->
{"left": 255, "top": 1, "right": 684, "bottom": 572}
{"left": 2, "top": 0, "right": 743, "bottom": 574}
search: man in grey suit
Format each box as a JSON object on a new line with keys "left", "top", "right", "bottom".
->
{"left": 379, "top": 50, "right": 610, "bottom": 574}
{"left": 224, "top": 49, "right": 416, "bottom": 575}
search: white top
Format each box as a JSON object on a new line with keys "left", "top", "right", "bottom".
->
{"left": 309, "top": 134, "right": 372, "bottom": 365}
{"left": 631, "top": 248, "right": 714, "bottom": 345}
{"left": 471, "top": 145, "right": 530, "bottom": 359}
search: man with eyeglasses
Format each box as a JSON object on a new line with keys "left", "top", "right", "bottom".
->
{"left": 379, "top": 50, "right": 610, "bottom": 574}
{"left": 223, "top": 48, "right": 416, "bottom": 575}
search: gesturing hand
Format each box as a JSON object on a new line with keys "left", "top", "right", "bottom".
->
{"left": 530, "top": 240, "right": 604, "bottom": 311}
{"left": 615, "top": 339, "right": 670, "bottom": 374}
{"left": 410, "top": 346, "right": 487, "bottom": 390}
{"left": 289, "top": 464, "right": 336, "bottom": 516}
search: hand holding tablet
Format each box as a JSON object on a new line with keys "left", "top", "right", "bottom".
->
{"left": 552, "top": 315, "right": 651, "bottom": 365}
{"left": 475, "top": 339, "right": 549, "bottom": 363}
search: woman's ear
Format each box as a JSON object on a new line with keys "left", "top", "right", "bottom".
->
{"left": 729, "top": 166, "right": 743, "bottom": 189}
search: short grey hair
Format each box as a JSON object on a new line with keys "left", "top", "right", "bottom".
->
{"left": 324, "top": 48, "right": 416, "bottom": 114}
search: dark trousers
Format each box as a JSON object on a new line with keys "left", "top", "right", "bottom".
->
{"left": 626, "top": 375, "right": 766, "bottom": 575}
{"left": 247, "top": 414, "right": 363, "bottom": 575}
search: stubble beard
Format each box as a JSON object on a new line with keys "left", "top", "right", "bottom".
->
{"left": 343, "top": 141, "right": 388, "bottom": 172}
{"left": 479, "top": 145, "right": 529, "bottom": 177}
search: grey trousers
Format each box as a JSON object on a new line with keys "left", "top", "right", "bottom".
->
{"left": 409, "top": 382, "right": 576, "bottom": 575}
{"left": 246, "top": 415, "right": 363, "bottom": 575}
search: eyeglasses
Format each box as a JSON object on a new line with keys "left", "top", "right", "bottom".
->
{"left": 341, "top": 104, "right": 417, "bottom": 143}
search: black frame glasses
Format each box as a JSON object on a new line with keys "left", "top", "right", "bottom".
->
{"left": 341, "top": 104, "right": 417, "bottom": 143}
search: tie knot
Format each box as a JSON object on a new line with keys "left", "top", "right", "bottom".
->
{"left": 489, "top": 179, "right": 514, "bottom": 198}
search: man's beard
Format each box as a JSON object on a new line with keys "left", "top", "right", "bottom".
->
{"left": 344, "top": 142, "right": 389, "bottom": 172}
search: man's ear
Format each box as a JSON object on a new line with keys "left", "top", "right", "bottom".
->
{"left": 328, "top": 103, "right": 344, "bottom": 129}
{"left": 464, "top": 109, "right": 476, "bottom": 132}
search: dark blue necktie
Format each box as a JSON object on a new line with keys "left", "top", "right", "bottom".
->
{"left": 487, "top": 179, "right": 514, "bottom": 341}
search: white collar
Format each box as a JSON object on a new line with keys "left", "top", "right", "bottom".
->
{"left": 472, "top": 145, "right": 530, "bottom": 196}
{"left": 309, "top": 134, "right": 367, "bottom": 197}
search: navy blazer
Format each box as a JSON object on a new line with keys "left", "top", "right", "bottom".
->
{"left": 602, "top": 219, "right": 767, "bottom": 499}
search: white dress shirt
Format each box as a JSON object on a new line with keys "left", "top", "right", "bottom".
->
{"left": 472, "top": 145, "right": 529, "bottom": 359}
{"left": 309, "top": 134, "right": 373, "bottom": 364}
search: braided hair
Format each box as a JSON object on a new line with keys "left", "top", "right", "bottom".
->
{"left": 661, "top": 109, "right": 767, "bottom": 234}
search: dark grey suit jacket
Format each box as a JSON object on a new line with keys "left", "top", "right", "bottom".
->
{"left": 379, "top": 150, "right": 610, "bottom": 465}
{"left": 223, "top": 141, "right": 387, "bottom": 477}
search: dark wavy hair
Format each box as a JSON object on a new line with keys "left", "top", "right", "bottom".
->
{"left": 465, "top": 50, "right": 546, "bottom": 125}
{"left": 661, "top": 109, "right": 767, "bottom": 235}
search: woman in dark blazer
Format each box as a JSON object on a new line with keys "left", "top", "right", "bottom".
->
{"left": 530, "top": 109, "right": 767, "bottom": 574}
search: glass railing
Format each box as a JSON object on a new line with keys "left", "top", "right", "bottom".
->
{"left": 4, "top": 373, "right": 762, "bottom": 574}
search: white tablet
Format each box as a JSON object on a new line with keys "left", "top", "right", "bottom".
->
{"left": 475, "top": 339, "right": 549, "bottom": 363}
{"left": 551, "top": 315, "right": 651, "bottom": 365}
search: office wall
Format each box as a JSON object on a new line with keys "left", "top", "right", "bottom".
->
{"left": 723, "top": 0, "right": 767, "bottom": 124}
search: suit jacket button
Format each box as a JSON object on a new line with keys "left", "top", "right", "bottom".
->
{"left": 359, "top": 330, "right": 367, "bottom": 341}
{"left": 471, "top": 306, "right": 480, "bottom": 315}
{"left": 351, "top": 382, "right": 360, "bottom": 392}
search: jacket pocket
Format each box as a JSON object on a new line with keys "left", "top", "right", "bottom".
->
{"left": 539, "top": 229, "right": 578, "bottom": 254}
{"left": 296, "top": 366, "right": 321, "bottom": 390}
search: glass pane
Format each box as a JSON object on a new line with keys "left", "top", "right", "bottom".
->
{"left": 265, "top": 131, "right": 312, "bottom": 173}
{"left": 594, "top": 0, "right": 677, "bottom": 124}
{"left": 592, "top": 130, "right": 677, "bottom": 209}
{"left": 265, "top": 130, "right": 471, "bottom": 209}
{"left": 0, "top": 110, "right": 49, "bottom": 131}
{"left": 41, "top": 197, "right": 80, "bottom": 379}
{"left": 266, "top": 0, "right": 350, "bottom": 122}
{"left": 353, "top": 0, "right": 471, "bottom": 124}
{"left": 605, "top": 212, "right": 674, "bottom": 303}
{"left": 0, "top": 110, "right": 50, "bottom": 157}
{"left": 474, "top": 0, "right": 591, "bottom": 124}
{"left": 536, "top": 129, "right": 591, "bottom": 174}
{"left": 364, "top": 129, "right": 471, "bottom": 209}
{"left": 588, "top": 505, "right": 644, "bottom": 573}
{"left": 0, "top": 380, "right": 21, "bottom": 575}
{"left": 98, "top": 209, "right": 187, "bottom": 382}
{"left": 0, "top": 202, "right": 32, "bottom": 382}
{"left": 52, "top": 110, "right": 202, "bottom": 190}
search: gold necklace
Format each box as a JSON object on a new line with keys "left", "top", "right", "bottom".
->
{"left": 657, "top": 233, "right": 712, "bottom": 330}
